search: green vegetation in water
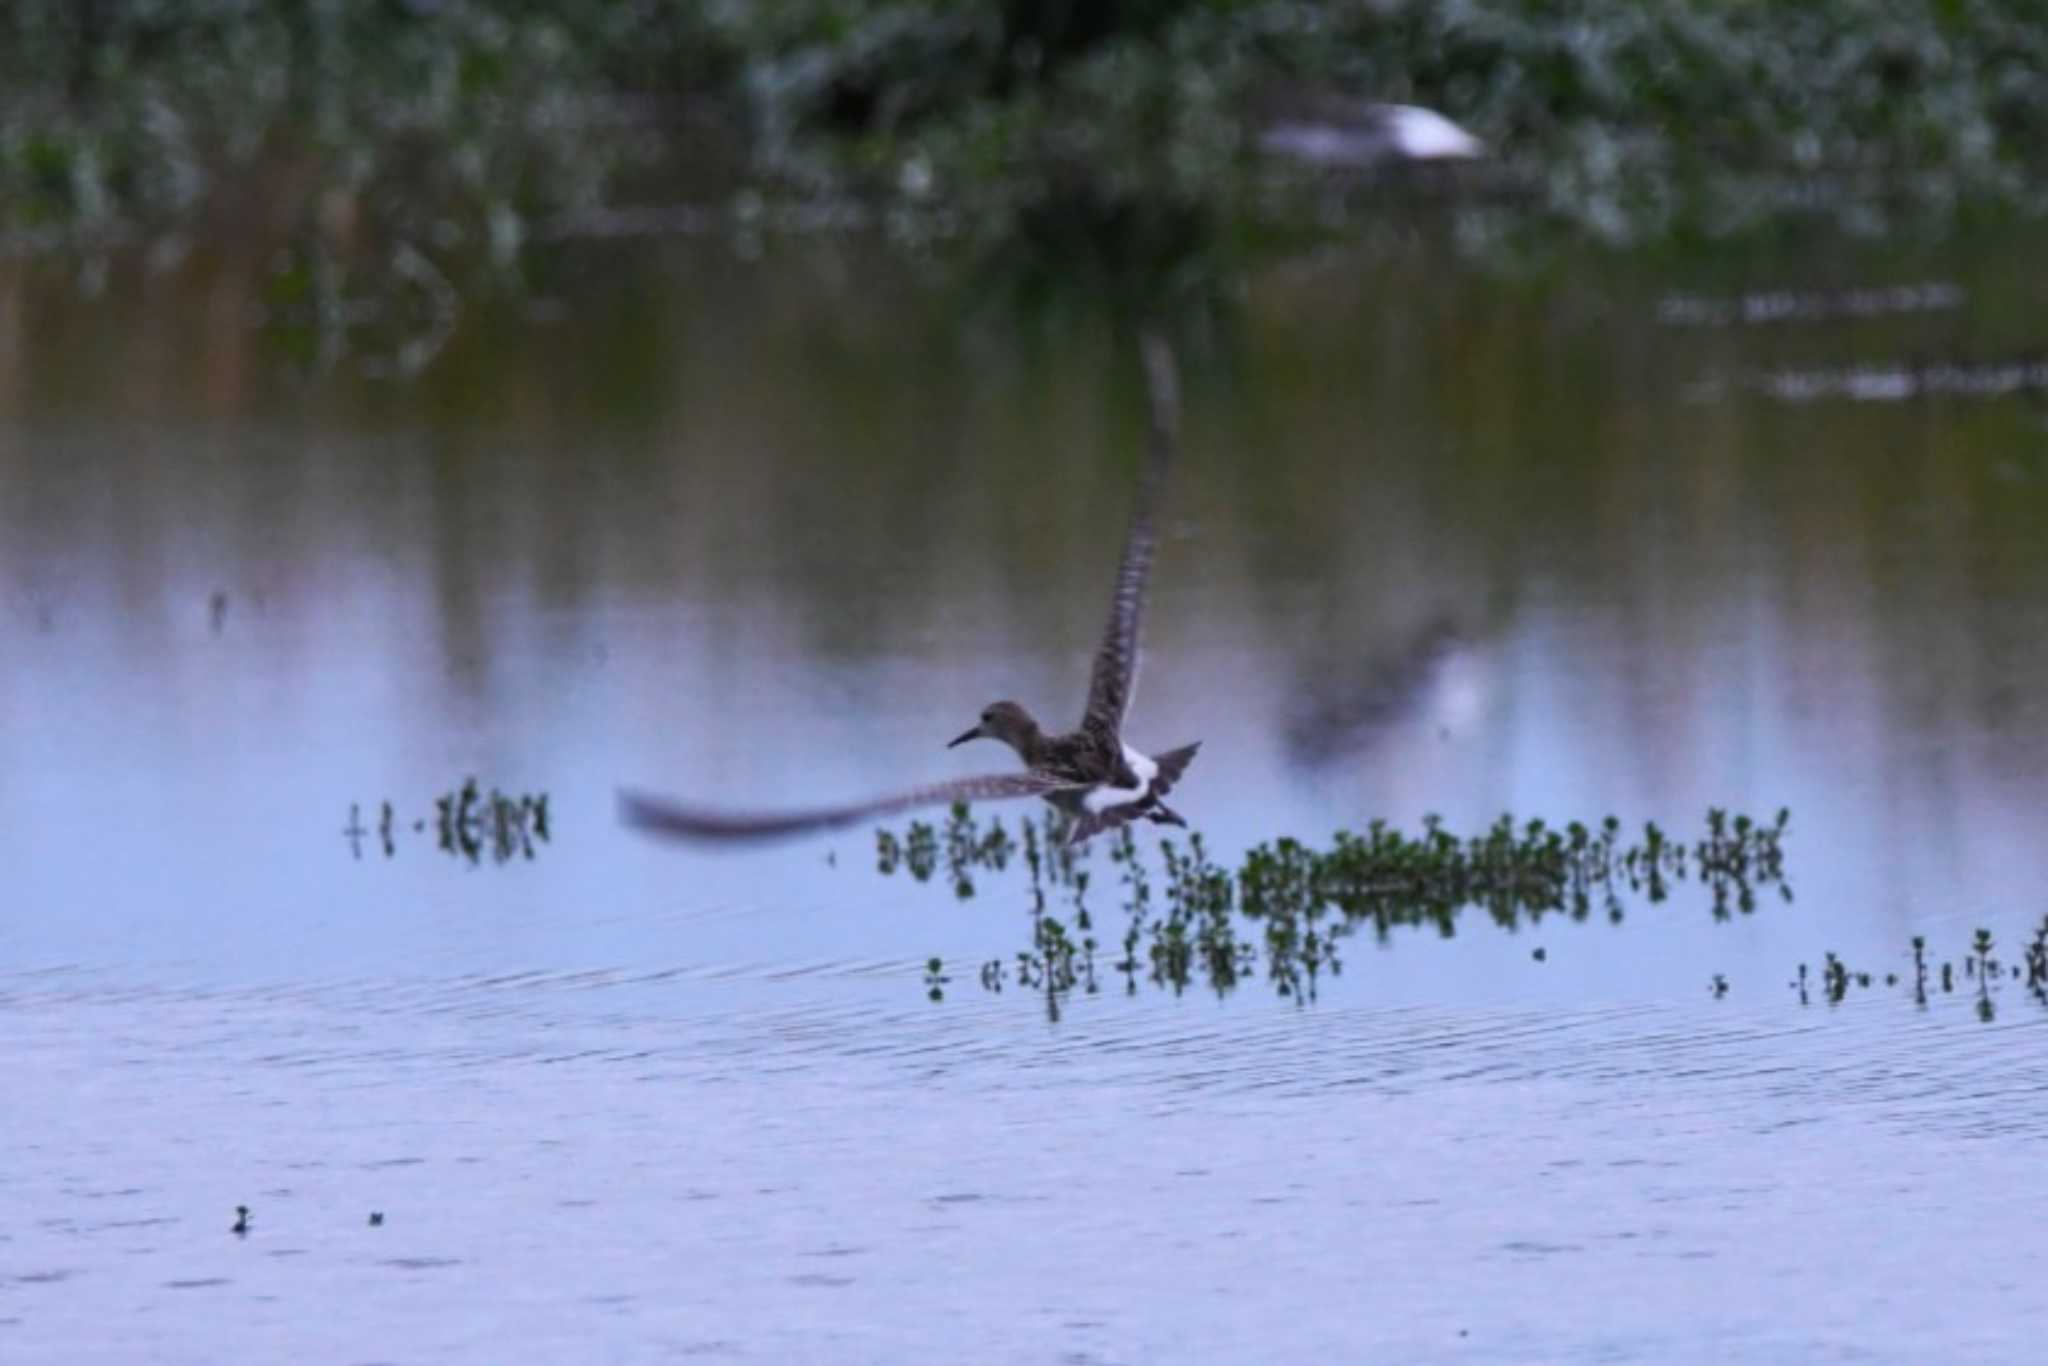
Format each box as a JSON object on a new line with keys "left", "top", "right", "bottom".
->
{"left": 434, "top": 778, "right": 550, "bottom": 865}
{"left": 1788, "top": 916, "right": 2048, "bottom": 1023}
{"left": 343, "top": 779, "right": 550, "bottom": 865}
{"left": 879, "top": 804, "right": 1791, "bottom": 1015}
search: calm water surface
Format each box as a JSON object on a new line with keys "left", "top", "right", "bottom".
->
{"left": 4, "top": 233, "right": 2047, "bottom": 1361}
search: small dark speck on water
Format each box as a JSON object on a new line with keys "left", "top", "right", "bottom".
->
{"left": 368, "top": 1211, "right": 384, "bottom": 1227}
{"left": 788, "top": 1272, "right": 855, "bottom": 1289}
{"left": 230, "top": 1205, "right": 250, "bottom": 1236}
{"left": 1531, "top": 947, "right": 1547, "bottom": 962}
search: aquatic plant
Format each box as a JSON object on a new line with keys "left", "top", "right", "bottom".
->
{"left": 978, "top": 909, "right": 1098, "bottom": 1023}
{"left": 1829, "top": 952, "right": 1857, "bottom": 1003}
{"left": 344, "top": 779, "right": 550, "bottom": 864}
{"left": 2026, "top": 916, "right": 2048, "bottom": 1003}
{"left": 877, "top": 802, "right": 1016, "bottom": 897}
{"left": 1971, "top": 927, "right": 1996, "bottom": 981}
{"left": 1787, "top": 925, "right": 2048, "bottom": 1023}
{"left": 875, "top": 805, "right": 1792, "bottom": 1009}
{"left": 434, "top": 778, "right": 551, "bottom": 864}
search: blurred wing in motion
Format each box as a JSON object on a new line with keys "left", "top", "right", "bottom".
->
{"left": 620, "top": 772, "right": 1084, "bottom": 844}
{"left": 1081, "top": 326, "right": 1180, "bottom": 745}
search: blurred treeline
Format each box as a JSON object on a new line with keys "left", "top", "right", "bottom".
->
{"left": 6, "top": 1, "right": 2048, "bottom": 264}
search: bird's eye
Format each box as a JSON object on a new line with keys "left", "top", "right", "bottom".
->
{"left": 981, "top": 710, "right": 993, "bottom": 723}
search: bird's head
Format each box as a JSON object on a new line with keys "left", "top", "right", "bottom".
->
{"left": 949, "top": 701, "right": 1040, "bottom": 756}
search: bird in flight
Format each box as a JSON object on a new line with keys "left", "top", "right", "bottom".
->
{"left": 620, "top": 329, "right": 1200, "bottom": 848}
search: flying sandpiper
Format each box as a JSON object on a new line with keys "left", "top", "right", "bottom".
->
{"left": 620, "top": 330, "right": 1200, "bottom": 848}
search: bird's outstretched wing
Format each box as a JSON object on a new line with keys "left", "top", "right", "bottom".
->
{"left": 1081, "top": 327, "right": 1180, "bottom": 745}
{"left": 619, "top": 772, "right": 1084, "bottom": 844}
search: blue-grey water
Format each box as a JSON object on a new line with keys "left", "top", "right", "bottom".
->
{"left": 5, "top": 234, "right": 2048, "bottom": 1362}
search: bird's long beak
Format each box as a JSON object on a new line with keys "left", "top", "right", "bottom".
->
{"left": 947, "top": 724, "right": 984, "bottom": 749}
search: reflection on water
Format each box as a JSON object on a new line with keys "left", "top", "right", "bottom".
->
{"left": 6, "top": 229, "right": 2048, "bottom": 1361}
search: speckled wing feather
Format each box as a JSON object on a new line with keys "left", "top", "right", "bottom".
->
{"left": 619, "top": 772, "right": 1084, "bottom": 844}
{"left": 1081, "top": 328, "right": 1179, "bottom": 745}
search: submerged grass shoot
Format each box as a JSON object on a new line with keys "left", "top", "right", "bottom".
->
{"left": 1793, "top": 915, "right": 2048, "bottom": 1022}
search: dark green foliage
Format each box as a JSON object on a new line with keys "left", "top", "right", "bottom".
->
{"left": 2, "top": 1, "right": 627, "bottom": 243}
{"left": 10, "top": 1, "right": 2048, "bottom": 263}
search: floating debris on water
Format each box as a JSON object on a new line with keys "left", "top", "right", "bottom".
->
{"left": 231, "top": 1205, "right": 250, "bottom": 1237}
{"left": 368, "top": 1211, "right": 385, "bottom": 1228}
{"left": 872, "top": 806, "right": 1792, "bottom": 1014}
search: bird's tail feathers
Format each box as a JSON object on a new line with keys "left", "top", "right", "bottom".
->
{"left": 1151, "top": 741, "right": 1201, "bottom": 795}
